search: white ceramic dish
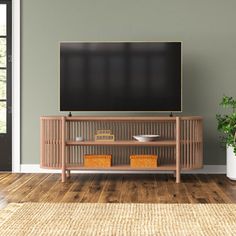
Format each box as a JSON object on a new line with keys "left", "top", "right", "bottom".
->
{"left": 133, "top": 135, "right": 160, "bottom": 142}
{"left": 75, "top": 136, "right": 84, "bottom": 142}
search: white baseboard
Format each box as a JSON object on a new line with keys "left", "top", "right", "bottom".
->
{"left": 20, "top": 164, "right": 226, "bottom": 174}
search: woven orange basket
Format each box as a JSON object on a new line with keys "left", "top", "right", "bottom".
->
{"left": 130, "top": 155, "right": 158, "bottom": 168}
{"left": 84, "top": 155, "right": 112, "bottom": 168}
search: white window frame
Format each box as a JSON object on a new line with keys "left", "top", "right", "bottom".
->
{"left": 12, "top": 0, "right": 20, "bottom": 172}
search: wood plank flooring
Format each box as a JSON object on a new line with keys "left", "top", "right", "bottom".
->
{"left": 0, "top": 173, "right": 236, "bottom": 204}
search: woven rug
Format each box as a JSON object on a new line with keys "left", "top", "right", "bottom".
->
{"left": 0, "top": 203, "right": 236, "bottom": 235}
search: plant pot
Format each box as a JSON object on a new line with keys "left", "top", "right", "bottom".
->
{"left": 227, "top": 146, "right": 236, "bottom": 180}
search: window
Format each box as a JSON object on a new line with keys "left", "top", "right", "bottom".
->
{"left": 0, "top": 2, "right": 11, "bottom": 133}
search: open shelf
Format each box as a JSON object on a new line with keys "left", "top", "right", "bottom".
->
{"left": 66, "top": 164, "right": 176, "bottom": 171}
{"left": 66, "top": 140, "right": 176, "bottom": 146}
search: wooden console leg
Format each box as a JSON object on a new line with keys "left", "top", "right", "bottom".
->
{"left": 61, "top": 116, "right": 66, "bottom": 183}
{"left": 66, "top": 170, "right": 71, "bottom": 178}
{"left": 176, "top": 169, "right": 181, "bottom": 183}
{"left": 176, "top": 117, "right": 181, "bottom": 183}
{"left": 176, "top": 152, "right": 181, "bottom": 183}
{"left": 62, "top": 169, "right": 66, "bottom": 182}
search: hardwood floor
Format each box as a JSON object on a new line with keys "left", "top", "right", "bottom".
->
{"left": 0, "top": 173, "right": 236, "bottom": 204}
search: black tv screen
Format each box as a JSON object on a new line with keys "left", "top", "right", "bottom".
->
{"left": 60, "top": 42, "right": 182, "bottom": 111}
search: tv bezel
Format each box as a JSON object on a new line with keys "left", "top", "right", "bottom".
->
{"left": 59, "top": 41, "right": 183, "bottom": 113}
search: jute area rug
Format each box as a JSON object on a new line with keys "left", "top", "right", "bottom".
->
{"left": 0, "top": 203, "right": 236, "bottom": 236}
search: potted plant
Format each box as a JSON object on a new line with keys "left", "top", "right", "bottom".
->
{"left": 216, "top": 95, "right": 236, "bottom": 180}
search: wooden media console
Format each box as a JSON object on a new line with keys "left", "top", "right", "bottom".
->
{"left": 40, "top": 116, "right": 203, "bottom": 183}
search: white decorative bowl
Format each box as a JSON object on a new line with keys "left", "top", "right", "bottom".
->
{"left": 133, "top": 135, "right": 160, "bottom": 142}
{"left": 75, "top": 136, "right": 84, "bottom": 142}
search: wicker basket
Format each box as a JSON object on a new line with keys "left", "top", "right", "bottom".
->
{"left": 130, "top": 155, "right": 158, "bottom": 168}
{"left": 84, "top": 155, "right": 112, "bottom": 168}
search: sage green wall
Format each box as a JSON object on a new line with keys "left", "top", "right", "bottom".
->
{"left": 21, "top": 0, "right": 236, "bottom": 165}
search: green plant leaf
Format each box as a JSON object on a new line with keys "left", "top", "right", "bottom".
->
{"left": 216, "top": 95, "right": 236, "bottom": 155}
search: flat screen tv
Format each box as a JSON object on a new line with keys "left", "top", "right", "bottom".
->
{"left": 60, "top": 42, "right": 182, "bottom": 112}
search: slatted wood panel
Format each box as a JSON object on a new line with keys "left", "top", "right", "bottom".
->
{"left": 180, "top": 119, "right": 203, "bottom": 169}
{"left": 40, "top": 117, "right": 203, "bottom": 170}
{"left": 40, "top": 118, "right": 62, "bottom": 169}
